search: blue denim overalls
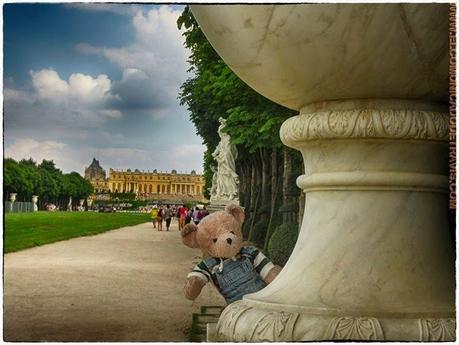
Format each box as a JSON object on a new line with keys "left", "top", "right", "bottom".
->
{"left": 203, "top": 247, "right": 267, "bottom": 304}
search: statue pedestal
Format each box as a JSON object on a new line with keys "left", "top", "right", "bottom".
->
{"left": 208, "top": 198, "right": 240, "bottom": 213}
{"left": 213, "top": 100, "right": 454, "bottom": 341}
{"left": 190, "top": 4, "right": 454, "bottom": 341}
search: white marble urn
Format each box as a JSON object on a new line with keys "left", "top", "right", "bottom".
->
{"left": 191, "top": 4, "right": 454, "bottom": 342}
{"left": 87, "top": 199, "right": 93, "bottom": 208}
{"left": 31, "top": 195, "right": 38, "bottom": 212}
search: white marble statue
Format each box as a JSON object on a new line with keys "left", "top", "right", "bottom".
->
{"left": 209, "top": 165, "right": 218, "bottom": 200}
{"left": 31, "top": 195, "right": 38, "bottom": 212}
{"left": 9, "top": 193, "right": 17, "bottom": 213}
{"left": 10, "top": 193, "right": 17, "bottom": 203}
{"left": 67, "top": 196, "right": 72, "bottom": 212}
{"left": 210, "top": 117, "right": 239, "bottom": 203}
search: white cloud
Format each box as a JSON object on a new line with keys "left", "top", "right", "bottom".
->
{"left": 4, "top": 4, "right": 204, "bottom": 177}
{"left": 68, "top": 73, "right": 112, "bottom": 103}
{"left": 172, "top": 144, "right": 206, "bottom": 160}
{"left": 5, "top": 138, "right": 70, "bottom": 168}
{"left": 30, "top": 68, "right": 114, "bottom": 105}
{"left": 5, "top": 138, "right": 204, "bottom": 175}
{"left": 5, "top": 68, "right": 122, "bottom": 130}
{"left": 31, "top": 69, "right": 69, "bottom": 100}
{"left": 3, "top": 88, "right": 34, "bottom": 104}
{"left": 100, "top": 109, "right": 122, "bottom": 119}
{"left": 63, "top": 3, "right": 144, "bottom": 17}
{"left": 76, "top": 5, "right": 189, "bottom": 105}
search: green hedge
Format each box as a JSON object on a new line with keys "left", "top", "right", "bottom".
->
{"left": 267, "top": 223, "right": 299, "bottom": 266}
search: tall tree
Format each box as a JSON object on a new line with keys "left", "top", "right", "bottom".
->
{"left": 3, "top": 158, "right": 93, "bottom": 207}
{"left": 177, "top": 6, "right": 298, "bottom": 247}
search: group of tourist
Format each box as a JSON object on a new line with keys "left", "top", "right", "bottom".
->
{"left": 150, "top": 204, "right": 209, "bottom": 231}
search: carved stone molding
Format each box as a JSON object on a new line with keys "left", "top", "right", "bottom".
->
{"left": 280, "top": 109, "right": 449, "bottom": 147}
{"left": 324, "top": 316, "right": 384, "bottom": 340}
{"left": 296, "top": 171, "right": 449, "bottom": 193}
{"left": 213, "top": 302, "right": 456, "bottom": 341}
{"left": 216, "top": 301, "right": 252, "bottom": 340}
{"left": 248, "top": 311, "right": 298, "bottom": 342}
{"left": 419, "top": 318, "right": 456, "bottom": 341}
{"left": 215, "top": 301, "right": 299, "bottom": 341}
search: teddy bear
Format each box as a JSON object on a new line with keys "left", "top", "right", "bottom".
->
{"left": 181, "top": 204, "right": 282, "bottom": 304}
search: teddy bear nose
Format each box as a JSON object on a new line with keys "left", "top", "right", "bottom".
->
{"left": 226, "top": 238, "right": 232, "bottom": 245}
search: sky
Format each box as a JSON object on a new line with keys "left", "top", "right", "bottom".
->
{"left": 3, "top": 3, "right": 205, "bottom": 175}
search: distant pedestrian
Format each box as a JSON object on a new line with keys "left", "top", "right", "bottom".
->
{"left": 150, "top": 206, "right": 158, "bottom": 229}
{"left": 185, "top": 208, "right": 193, "bottom": 225}
{"left": 157, "top": 206, "right": 164, "bottom": 231}
{"left": 193, "top": 207, "right": 201, "bottom": 225}
{"left": 164, "top": 204, "right": 173, "bottom": 231}
{"left": 179, "top": 204, "right": 187, "bottom": 230}
{"left": 201, "top": 206, "right": 209, "bottom": 219}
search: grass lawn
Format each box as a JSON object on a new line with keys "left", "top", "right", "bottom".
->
{"left": 4, "top": 211, "right": 150, "bottom": 253}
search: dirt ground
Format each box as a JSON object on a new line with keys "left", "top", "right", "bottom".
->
{"left": 3, "top": 220, "right": 225, "bottom": 341}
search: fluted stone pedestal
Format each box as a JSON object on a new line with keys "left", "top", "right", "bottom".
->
{"left": 213, "top": 100, "right": 454, "bottom": 341}
{"left": 190, "top": 4, "right": 455, "bottom": 341}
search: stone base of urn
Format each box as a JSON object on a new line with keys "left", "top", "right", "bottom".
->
{"left": 215, "top": 300, "right": 455, "bottom": 341}
{"left": 208, "top": 199, "right": 240, "bottom": 213}
{"left": 213, "top": 100, "right": 455, "bottom": 341}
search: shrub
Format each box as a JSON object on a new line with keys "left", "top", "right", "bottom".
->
{"left": 248, "top": 216, "right": 268, "bottom": 248}
{"left": 268, "top": 223, "right": 299, "bottom": 266}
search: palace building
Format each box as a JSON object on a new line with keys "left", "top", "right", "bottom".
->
{"left": 84, "top": 158, "right": 110, "bottom": 193}
{"left": 84, "top": 158, "right": 206, "bottom": 202}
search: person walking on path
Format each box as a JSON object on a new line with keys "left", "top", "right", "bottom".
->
{"left": 201, "top": 206, "right": 209, "bottom": 219}
{"left": 157, "top": 206, "right": 164, "bottom": 231}
{"left": 192, "top": 207, "right": 202, "bottom": 225}
{"left": 178, "top": 204, "right": 187, "bottom": 230}
{"left": 150, "top": 206, "right": 158, "bottom": 229}
{"left": 185, "top": 208, "right": 193, "bottom": 225}
{"left": 164, "top": 205, "right": 173, "bottom": 231}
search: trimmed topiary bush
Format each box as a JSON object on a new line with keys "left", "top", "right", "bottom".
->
{"left": 268, "top": 223, "right": 299, "bottom": 266}
{"left": 249, "top": 217, "right": 269, "bottom": 248}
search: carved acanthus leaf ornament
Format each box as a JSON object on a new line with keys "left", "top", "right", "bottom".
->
{"left": 281, "top": 109, "right": 448, "bottom": 147}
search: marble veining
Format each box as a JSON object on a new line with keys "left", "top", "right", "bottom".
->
{"left": 191, "top": 3, "right": 454, "bottom": 342}
{"left": 191, "top": 4, "right": 449, "bottom": 110}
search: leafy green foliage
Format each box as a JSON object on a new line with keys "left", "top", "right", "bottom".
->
{"left": 249, "top": 217, "right": 269, "bottom": 248}
{"left": 202, "top": 149, "right": 214, "bottom": 198}
{"left": 267, "top": 223, "right": 299, "bottom": 266}
{"left": 3, "top": 158, "right": 93, "bottom": 202}
{"left": 177, "top": 6, "right": 296, "bottom": 186}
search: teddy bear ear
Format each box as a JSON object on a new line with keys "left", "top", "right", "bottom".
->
{"left": 181, "top": 224, "right": 199, "bottom": 248}
{"left": 225, "top": 204, "right": 245, "bottom": 225}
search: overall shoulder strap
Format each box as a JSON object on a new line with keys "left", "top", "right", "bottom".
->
{"left": 240, "top": 246, "right": 259, "bottom": 256}
{"left": 239, "top": 246, "right": 260, "bottom": 264}
{"left": 203, "top": 257, "right": 219, "bottom": 270}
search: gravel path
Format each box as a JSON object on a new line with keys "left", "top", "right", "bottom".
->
{"left": 4, "top": 220, "right": 225, "bottom": 341}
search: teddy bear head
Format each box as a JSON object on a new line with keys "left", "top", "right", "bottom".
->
{"left": 181, "top": 204, "right": 245, "bottom": 259}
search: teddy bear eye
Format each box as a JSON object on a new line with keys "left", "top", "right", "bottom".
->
{"left": 230, "top": 231, "right": 235, "bottom": 235}
{"left": 213, "top": 238, "right": 217, "bottom": 243}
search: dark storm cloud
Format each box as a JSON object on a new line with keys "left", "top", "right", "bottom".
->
{"left": 107, "top": 68, "right": 170, "bottom": 111}
{"left": 4, "top": 4, "right": 205, "bottom": 175}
